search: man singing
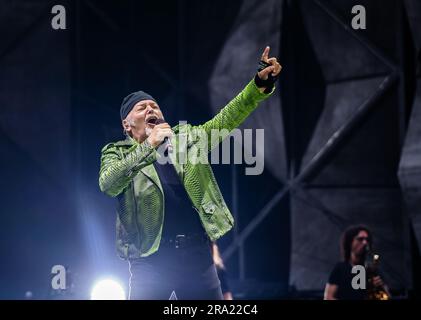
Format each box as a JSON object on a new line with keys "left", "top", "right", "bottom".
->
{"left": 98, "top": 47, "right": 281, "bottom": 299}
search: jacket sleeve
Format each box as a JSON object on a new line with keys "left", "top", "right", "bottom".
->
{"left": 99, "top": 141, "right": 157, "bottom": 197}
{"left": 191, "top": 78, "right": 275, "bottom": 151}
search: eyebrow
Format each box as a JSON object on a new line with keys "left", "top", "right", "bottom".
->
{"left": 137, "top": 102, "right": 158, "bottom": 108}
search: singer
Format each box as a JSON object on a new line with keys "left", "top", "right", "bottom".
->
{"left": 98, "top": 46, "right": 281, "bottom": 300}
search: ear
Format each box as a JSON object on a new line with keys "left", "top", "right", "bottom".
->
{"left": 122, "top": 119, "right": 131, "bottom": 133}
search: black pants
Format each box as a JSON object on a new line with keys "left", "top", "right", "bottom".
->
{"left": 128, "top": 238, "right": 223, "bottom": 300}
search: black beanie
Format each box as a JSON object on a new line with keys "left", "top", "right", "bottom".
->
{"left": 120, "top": 91, "right": 157, "bottom": 120}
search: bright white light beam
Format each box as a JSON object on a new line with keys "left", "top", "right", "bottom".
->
{"left": 90, "top": 279, "right": 126, "bottom": 300}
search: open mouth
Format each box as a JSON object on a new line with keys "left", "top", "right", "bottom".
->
{"left": 146, "top": 115, "right": 158, "bottom": 126}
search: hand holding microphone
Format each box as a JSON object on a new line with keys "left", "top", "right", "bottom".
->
{"left": 146, "top": 118, "right": 173, "bottom": 153}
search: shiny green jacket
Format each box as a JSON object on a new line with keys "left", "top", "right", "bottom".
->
{"left": 99, "top": 79, "right": 273, "bottom": 259}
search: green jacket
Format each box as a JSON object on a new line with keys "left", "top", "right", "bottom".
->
{"left": 99, "top": 79, "right": 274, "bottom": 259}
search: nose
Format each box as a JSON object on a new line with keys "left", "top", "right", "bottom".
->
{"left": 146, "top": 105, "right": 154, "bottom": 113}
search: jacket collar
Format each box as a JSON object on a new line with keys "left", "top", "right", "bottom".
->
{"left": 141, "top": 161, "right": 163, "bottom": 192}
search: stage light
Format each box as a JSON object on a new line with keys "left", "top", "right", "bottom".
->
{"left": 90, "top": 279, "right": 126, "bottom": 300}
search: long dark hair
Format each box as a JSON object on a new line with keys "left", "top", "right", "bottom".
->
{"left": 341, "top": 225, "right": 372, "bottom": 262}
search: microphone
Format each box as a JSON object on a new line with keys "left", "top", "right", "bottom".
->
{"left": 155, "top": 118, "right": 173, "bottom": 154}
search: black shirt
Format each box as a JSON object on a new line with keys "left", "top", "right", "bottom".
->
{"left": 153, "top": 161, "right": 205, "bottom": 238}
{"left": 328, "top": 261, "right": 367, "bottom": 300}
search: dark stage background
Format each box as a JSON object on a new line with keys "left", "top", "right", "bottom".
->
{"left": 0, "top": 0, "right": 420, "bottom": 299}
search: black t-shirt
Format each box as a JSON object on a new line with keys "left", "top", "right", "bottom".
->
{"left": 328, "top": 261, "right": 367, "bottom": 300}
{"left": 153, "top": 161, "right": 205, "bottom": 238}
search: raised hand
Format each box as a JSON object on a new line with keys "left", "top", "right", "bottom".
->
{"left": 257, "top": 46, "right": 282, "bottom": 81}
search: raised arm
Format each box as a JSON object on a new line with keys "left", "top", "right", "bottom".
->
{"left": 192, "top": 46, "right": 281, "bottom": 151}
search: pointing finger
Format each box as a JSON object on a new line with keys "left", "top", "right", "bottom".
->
{"left": 261, "top": 46, "right": 270, "bottom": 62}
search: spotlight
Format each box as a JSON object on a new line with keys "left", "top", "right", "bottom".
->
{"left": 90, "top": 279, "right": 126, "bottom": 300}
